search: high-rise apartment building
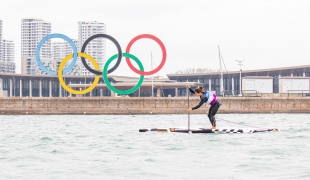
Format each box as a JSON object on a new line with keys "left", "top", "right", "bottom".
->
{"left": 21, "top": 18, "right": 52, "bottom": 74}
{"left": 2, "top": 40, "right": 15, "bottom": 62}
{"left": 52, "top": 39, "right": 79, "bottom": 60}
{"left": 0, "top": 20, "right": 2, "bottom": 61}
{"left": 0, "top": 40, "right": 15, "bottom": 73}
{"left": 78, "top": 21, "right": 106, "bottom": 76}
{"left": 0, "top": 20, "right": 16, "bottom": 73}
{"left": 52, "top": 39, "right": 80, "bottom": 75}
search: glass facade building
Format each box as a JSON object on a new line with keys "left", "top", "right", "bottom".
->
{"left": 1, "top": 65, "right": 310, "bottom": 97}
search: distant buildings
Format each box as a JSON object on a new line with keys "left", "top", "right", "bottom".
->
{"left": 52, "top": 39, "right": 80, "bottom": 75}
{"left": 0, "top": 18, "right": 107, "bottom": 75}
{"left": 1, "top": 65, "right": 310, "bottom": 97}
{"left": 52, "top": 39, "right": 79, "bottom": 60}
{"left": 78, "top": 21, "right": 106, "bottom": 76}
{"left": 0, "top": 20, "right": 2, "bottom": 60}
{"left": 0, "top": 40, "right": 15, "bottom": 73}
{"left": 1, "top": 40, "right": 14, "bottom": 62}
{"left": 21, "top": 18, "right": 52, "bottom": 74}
{"left": 19, "top": 19, "right": 106, "bottom": 76}
{"left": 0, "top": 19, "right": 16, "bottom": 73}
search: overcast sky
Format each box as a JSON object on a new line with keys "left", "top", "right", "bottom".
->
{"left": 0, "top": 0, "right": 310, "bottom": 77}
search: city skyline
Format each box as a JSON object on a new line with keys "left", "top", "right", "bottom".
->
{"left": 19, "top": 18, "right": 107, "bottom": 76}
{"left": 0, "top": 0, "right": 309, "bottom": 77}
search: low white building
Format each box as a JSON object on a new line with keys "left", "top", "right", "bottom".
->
{"left": 279, "top": 77, "right": 310, "bottom": 93}
{"left": 242, "top": 76, "right": 274, "bottom": 93}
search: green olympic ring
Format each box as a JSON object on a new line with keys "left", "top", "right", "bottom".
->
{"left": 103, "top": 53, "right": 144, "bottom": 95}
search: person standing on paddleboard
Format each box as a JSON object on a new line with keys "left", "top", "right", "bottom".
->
{"left": 186, "top": 85, "right": 222, "bottom": 129}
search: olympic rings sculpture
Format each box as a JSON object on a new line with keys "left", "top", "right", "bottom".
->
{"left": 36, "top": 33, "right": 167, "bottom": 95}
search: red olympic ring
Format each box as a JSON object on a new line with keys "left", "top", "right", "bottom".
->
{"left": 125, "top": 34, "right": 167, "bottom": 76}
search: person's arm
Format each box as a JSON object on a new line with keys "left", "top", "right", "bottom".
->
{"left": 186, "top": 85, "right": 195, "bottom": 94}
{"left": 191, "top": 96, "right": 208, "bottom": 110}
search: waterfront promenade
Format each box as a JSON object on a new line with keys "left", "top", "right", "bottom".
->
{"left": 0, "top": 96, "right": 309, "bottom": 115}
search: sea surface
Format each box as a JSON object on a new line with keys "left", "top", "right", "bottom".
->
{"left": 0, "top": 114, "right": 309, "bottom": 180}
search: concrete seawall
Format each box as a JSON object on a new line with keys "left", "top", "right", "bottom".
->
{"left": 0, "top": 97, "right": 310, "bottom": 115}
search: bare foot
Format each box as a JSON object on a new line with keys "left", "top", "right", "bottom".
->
{"left": 211, "top": 126, "right": 216, "bottom": 129}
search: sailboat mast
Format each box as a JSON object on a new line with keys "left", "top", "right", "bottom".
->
{"left": 218, "top": 45, "right": 224, "bottom": 95}
{"left": 151, "top": 52, "right": 154, "bottom": 97}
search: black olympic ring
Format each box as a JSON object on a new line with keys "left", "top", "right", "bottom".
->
{"left": 80, "top": 34, "right": 122, "bottom": 75}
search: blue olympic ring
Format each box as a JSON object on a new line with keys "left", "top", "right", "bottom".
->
{"left": 36, "top": 33, "right": 78, "bottom": 75}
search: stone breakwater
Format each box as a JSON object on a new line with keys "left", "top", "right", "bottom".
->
{"left": 0, "top": 97, "right": 310, "bottom": 115}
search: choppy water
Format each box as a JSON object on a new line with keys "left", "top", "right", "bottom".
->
{"left": 0, "top": 114, "right": 310, "bottom": 180}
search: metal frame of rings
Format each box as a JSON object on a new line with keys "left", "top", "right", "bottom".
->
{"left": 35, "top": 33, "right": 167, "bottom": 95}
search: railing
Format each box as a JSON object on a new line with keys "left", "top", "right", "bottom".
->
{"left": 221, "top": 90, "right": 260, "bottom": 97}
{"left": 287, "top": 90, "right": 310, "bottom": 97}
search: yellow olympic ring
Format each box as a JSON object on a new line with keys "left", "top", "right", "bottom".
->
{"left": 58, "top": 52, "right": 100, "bottom": 95}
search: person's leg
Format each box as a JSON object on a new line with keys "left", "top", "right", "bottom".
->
{"left": 208, "top": 103, "right": 220, "bottom": 128}
{"left": 208, "top": 105, "right": 216, "bottom": 128}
